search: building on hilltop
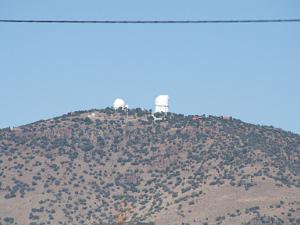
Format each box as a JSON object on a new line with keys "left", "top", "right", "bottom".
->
{"left": 155, "top": 95, "right": 169, "bottom": 113}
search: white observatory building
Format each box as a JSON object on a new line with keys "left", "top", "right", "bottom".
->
{"left": 113, "top": 98, "right": 127, "bottom": 109}
{"left": 155, "top": 95, "right": 169, "bottom": 113}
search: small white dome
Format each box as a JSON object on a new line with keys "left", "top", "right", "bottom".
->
{"left": 113, "top": 98, "right": 126, "bottom": 109}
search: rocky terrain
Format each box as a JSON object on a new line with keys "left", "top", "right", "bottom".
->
{"left": 0, "top": 108, "right": 299, "bottom": 225}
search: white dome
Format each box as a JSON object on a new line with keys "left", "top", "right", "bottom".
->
{"left": 155, "top": 95, "right": 169, "bottom": 113}
{"left": 113, "top": 98, "right": 126, "bottom": 109}
{"left": 155, "top": 95, "right": 169, "bottom": 106}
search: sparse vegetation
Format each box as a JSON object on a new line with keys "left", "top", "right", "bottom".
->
{"left": 0, "top": 108, "right": 299, "bottom": 224}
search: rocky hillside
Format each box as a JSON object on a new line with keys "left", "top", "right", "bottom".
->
{"left": 0, "top": 108, "right": 300, "bottom": 225}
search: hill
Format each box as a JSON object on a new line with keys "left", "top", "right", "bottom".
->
{"left": 0, "top": 108, "right": 299, "bottom": 225}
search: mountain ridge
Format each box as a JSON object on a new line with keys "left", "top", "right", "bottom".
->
{"left": 0, "top": 108, "right": 299, "bottom": 225}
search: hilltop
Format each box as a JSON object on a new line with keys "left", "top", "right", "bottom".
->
{"left": 0, "top": 108, "right": 299, "bottom": 225}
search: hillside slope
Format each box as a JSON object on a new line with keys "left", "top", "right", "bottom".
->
{"left": 0, "top": 108, "right": 300, "bottom": 225}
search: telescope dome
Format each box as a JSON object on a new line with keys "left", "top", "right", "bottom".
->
{"left": 155, "top": 95, "right": 169, "bottom": 113}
{"left": 113, "top": 98, "right": 126, "bottom": 109}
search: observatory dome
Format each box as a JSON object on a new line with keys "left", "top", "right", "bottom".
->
{"left": 113, "top": 98, "right": 126, "bottom": 109}
{"left": 155, "top": 95, "right": 169, "bottom": 113}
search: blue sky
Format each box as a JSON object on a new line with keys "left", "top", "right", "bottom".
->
{"left": 0, "top": 0, "right": 300, "bottom": 134}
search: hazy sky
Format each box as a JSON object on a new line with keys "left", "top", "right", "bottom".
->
{"left": 1, "top": 1, "right": 300, "bottom": 134}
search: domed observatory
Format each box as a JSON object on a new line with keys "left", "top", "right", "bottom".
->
{"left": 155, "top": 95, "right": 169, "bottom": 113}
{"left": 113, "top": 98, "right": 126, "bottom": 109}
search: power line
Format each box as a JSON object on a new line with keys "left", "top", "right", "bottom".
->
{"left": 0, "top": 18, "right": 300, "bottom": 24}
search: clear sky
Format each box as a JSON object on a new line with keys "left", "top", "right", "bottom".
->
{"left": 1, "top": 0, "right": 300, "bottom": 134}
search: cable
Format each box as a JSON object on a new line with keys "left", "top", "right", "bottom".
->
{"left": 0, "top": 19, "right": 300, "bottom": 24}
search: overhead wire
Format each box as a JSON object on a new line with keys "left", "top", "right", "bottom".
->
{"left": 0, "top": 18, "right": 300, "bottom": 24}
